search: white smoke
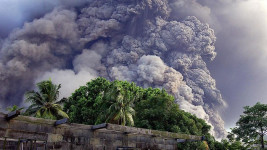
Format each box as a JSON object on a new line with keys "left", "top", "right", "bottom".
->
{"left": 0, "top": 0, "right": 228, "bottom": 139}
{"left": 36, "top": 43, "right": 107, "bottom": 99}
{"left": 36, "top": 69, "right": 96, "bottom": 99}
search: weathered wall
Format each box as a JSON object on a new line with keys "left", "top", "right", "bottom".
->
{"left": 0, "top": 112, "right": 202, "bottom": 150}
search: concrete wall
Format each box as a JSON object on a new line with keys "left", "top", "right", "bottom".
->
{"left": 0, "top": 112, "right": 202, "bottom": 150}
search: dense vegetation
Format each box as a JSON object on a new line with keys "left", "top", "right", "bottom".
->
{"left": 64, "top": 77, "right": 214, "bottom": 149}
{"left": 213, "top": 102, "right": 267, "bottom": 150}
{"left": 5, "top": 77, "right": 265, "bottom": 149}
{"left": 229, "top": 102, "right": 267, "bottom": 149}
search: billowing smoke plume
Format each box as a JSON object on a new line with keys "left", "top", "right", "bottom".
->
{"left": 0, "top": 0, "right": 227, "bottom": 138}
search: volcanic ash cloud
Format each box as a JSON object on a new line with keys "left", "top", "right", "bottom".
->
{"left": 0, "top": 0, "right": 227, "bottom": 139}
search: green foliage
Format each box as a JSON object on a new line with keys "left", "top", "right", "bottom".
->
{"left": 231, "top": 102, "right": 267, "bottom": 149}
{"left": 6, "top": 105, "right": 24, "bottom": 112}
{"left": 229, "top": 141, "right": 247, "bottom": 150}
{"left": 24, "top": 80, "right": 69, "bottom": 120}
{"left": 214, "top": 139, "right": 247, "bottom": 150}
{"left": 64, "top": 77, "right": 110, "bottom": 125}
{"left": 134, "top": 88, "right": 210, "bottom": 135}
{"left": 102, "top": 81, "right": 138, "bottom": 126}
{"left": 214, "top": 102, "right": 267, "bottom": 150}
{"left": 64, "top": 78, "right": 141, "bottom": 126}
{"left": 64, "top": 77, "right": 214, "bottom": 149}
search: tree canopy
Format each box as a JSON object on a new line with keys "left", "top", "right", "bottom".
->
{"left": 24, "top": 80, "right": 69, "bottom": 120}
{"left": 134, "top": 88, "right": 210, "bottom": 135}
{"left": 64, "top": 77, "right": 214, "bottom": 149}
{"left": 231, "top": 102, "right": 267, "bottom": 149}
{"left": 6, "top": 77, "right": 267, "bottom": 149}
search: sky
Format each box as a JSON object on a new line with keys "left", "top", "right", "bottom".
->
{"left": 168, "top": 0, "right": 267, "bottom": 129}
{"left": 0, "top": 0, "right": 267, "bottom": 138}
{"left": 204, "top": 0, "right": 267, "bottom": 129}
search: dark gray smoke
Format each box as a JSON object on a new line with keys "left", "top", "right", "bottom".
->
{"left": 0, "top": 8, "right": 81, "bottom": 104}
{"left": 169, "top": 0, "right": 267, "bottom": 129}
{"left": 0, "top": 0, "right": 92, "bottom": 37}
{"left": 0, "top": 0, "right": 227, "bottom": 138}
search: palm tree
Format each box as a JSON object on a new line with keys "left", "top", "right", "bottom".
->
{"left": 104, "top": 82, "right": 136, "bottom": 126}
{"left": 24, "top": 80, "right": 69, "bottom": 120}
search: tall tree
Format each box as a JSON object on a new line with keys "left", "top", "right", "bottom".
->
{"left": 104, "top": 82, "right": 136, "bottom": 126}
{"left": 231, "top": 102, "right": 267, "bottom": 149}
{"left": 24, "top": 80, "right": 69, "bottom": 120}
